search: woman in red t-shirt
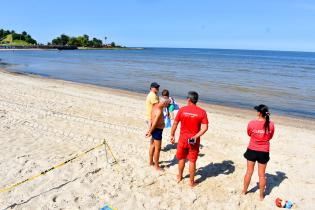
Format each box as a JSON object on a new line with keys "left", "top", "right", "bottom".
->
{"left": 242, "top": 104, "right": 275, "bottom": 200}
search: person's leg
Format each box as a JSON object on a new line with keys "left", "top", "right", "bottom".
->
{"left": 176, "top": 146, "right": 188, "bottom": 183}
{"left": 153, "top": 139, "right": 162, "bottom": 170}
{"left": 177, "top": 159, "right": 185, "bottom": 183}
{"left": 242, "top": 160, "right": 255, "bottom": 194}
{"left": 186, "top": 149, "right": 198, "bottom": 187}
{"left": 189, "top": 161, "right": 196, "bottom": 187}
{"left": 149, "top": 139, "right": 154, "bottom": 166}
{"left": 258, "top": 163, "right": 267, "bottom": 200}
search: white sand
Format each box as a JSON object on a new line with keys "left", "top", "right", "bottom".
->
{"left": 0, "top": 69, "right": 314, "bottom": 210}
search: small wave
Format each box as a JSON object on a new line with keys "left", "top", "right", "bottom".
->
{"left": 0, "top": 62, "right": 10, "bottom": 66}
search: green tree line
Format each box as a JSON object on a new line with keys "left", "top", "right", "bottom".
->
{"left": 0, "top": 29, "right": 121, "bottom": 48}
{"left": 0, "top": 29, "right": 37, "bottom": 44}
{"left": 50, "top": 34, "right": 118, "bottom": 48}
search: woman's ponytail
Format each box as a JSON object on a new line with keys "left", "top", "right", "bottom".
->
{"left": 264, "top": 111, "right": 270, "bottom": 133}
{"left": 254, "top": 104, "right": 270, "bottom": 134}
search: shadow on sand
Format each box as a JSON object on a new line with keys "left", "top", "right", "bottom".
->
{"left": 161, "top": 143, "right": 177, "bottom": 152}
{"left": 192, "top": 160, "right": 235, "bottom": 184}
{"left": 160, "top": 155, "right": 178, "bottom": 168}
{"left": 247, "top": 171, "right": 287, "bottom": 195}
{"left": 160, "top": 153, "right": 210, "bottom": 169}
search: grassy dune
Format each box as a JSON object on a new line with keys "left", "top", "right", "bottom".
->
{"left": 0, "top": 34, "right": 31, "bottom": 46}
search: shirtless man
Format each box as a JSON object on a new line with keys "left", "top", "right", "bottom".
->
{"left": 146, "top": 97, "right": 170, "bottom": 171}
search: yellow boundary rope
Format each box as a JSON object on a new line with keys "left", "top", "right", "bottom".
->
{"left": 0, "top": 139, "right": 117, "bottom": 193}
{"left": 103, "top": 140, "right": 118, "bottom": 164}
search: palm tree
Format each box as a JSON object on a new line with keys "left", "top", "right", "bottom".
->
{"left": 104, "top": 36, "right": 107, "bottom": 45}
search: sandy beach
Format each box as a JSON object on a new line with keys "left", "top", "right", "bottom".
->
{"left": 0, "top": 69, "right": 314, "bottom": 210}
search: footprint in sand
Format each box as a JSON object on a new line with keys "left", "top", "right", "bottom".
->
{"left": 52, "top": 195, "right": 57, "bottom": 202}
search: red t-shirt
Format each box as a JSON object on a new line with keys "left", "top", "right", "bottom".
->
{"left": 247, "top": 119, "right": 275, "bottom": 152}
{"left": 175, "top": 105, "right": 209, "bottom": 149}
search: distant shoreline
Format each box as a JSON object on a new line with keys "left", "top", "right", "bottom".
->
{"left": 0, "top": 48, "right": 55, "bottom": 51}
{"left": 0, "top": 47, "right": 144, "bottom": 51}
{"left": 77, "top": 47, "right": 144, "bottom": 50}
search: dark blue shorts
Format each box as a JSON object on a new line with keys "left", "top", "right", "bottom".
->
{"left": 151, "top": 128, "right": 163, "bottom": 140}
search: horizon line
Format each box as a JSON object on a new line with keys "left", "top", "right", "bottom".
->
{"left": 132, "top": 46, "right": 315, "bottom": 54}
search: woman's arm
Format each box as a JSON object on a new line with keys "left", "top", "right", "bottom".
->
{"left": 247, "top": 122, "right": 252, "bottom": 136}
{"left": 270, "top": 123, "right": 275, "bottom": 139}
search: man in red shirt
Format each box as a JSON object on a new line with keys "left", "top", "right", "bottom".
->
{"left": 170, "top": 91, "right": 208, "bottom": 187}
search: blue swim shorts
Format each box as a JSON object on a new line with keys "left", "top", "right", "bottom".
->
{"left": 151, "top": 128, "right": 163, "bottom": 140}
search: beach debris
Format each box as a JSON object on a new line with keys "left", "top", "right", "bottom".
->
{"left": 275, "top": 197, "right": 294, "bottom": 209}
{"left": 0, "top": 109, "right": 7, "bottom": 114}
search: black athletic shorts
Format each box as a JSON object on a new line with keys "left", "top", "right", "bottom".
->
{"left": 244, "top": 148, "right": 270, "bottom": 164}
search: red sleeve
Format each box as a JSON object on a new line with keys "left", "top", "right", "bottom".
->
{"left": 174, "top": 108, "right": 182, "bottom": 122}
{"left": 247, "top": 121, "right": 252, "bottom": 136}
{"left": 201, "top": 110, "right": 208, "bottom": 124}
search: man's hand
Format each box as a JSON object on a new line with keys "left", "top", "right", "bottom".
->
{"left": 146, "top": 130, "right": 152, "bottom": 138}
{"left": 170, "top": 135, "right": 175, "bottom": 144}
{"left": 191, "top": 136, "right": 197, "bottom": 140}
{"left": 170, "top": 120, "right": 179, "bottom": 144}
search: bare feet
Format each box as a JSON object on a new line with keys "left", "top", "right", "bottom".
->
{"left": 177, "top": 175, "right": 182, "bottom": 183}
{"left": 155, "top": 166, "right": 164, "bottom": 172}
{"left": 241, "top": 190, "right": 247, "bottom": 195}
{"left": 189, "top": 180, "right": 197, "bottom": 187}
{"left": 259, "top": 194, "right": 265, "bottom": 201}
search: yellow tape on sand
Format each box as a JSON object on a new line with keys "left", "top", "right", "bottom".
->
{"left": 0, "top": 139, "right": 117, "bottom": 193}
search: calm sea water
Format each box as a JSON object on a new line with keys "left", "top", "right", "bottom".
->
{"left": 1, "top": 48, "right": 315, "bottom": 118}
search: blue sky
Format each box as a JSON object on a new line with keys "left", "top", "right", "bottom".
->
{"left": 1, "top": 0, "right": 315, "bottom": 51}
